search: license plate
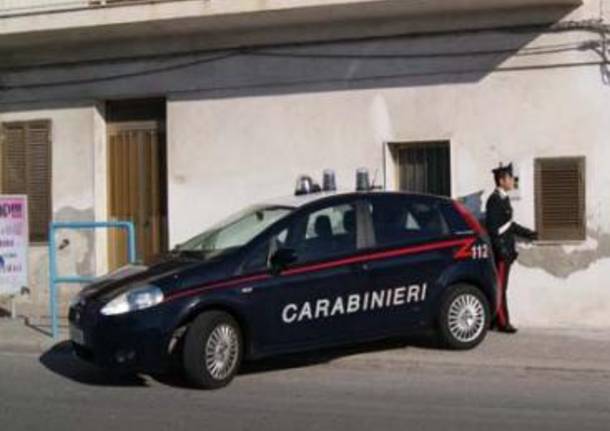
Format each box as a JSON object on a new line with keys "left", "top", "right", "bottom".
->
{"left": 70, "top": 325, "right": 85, "bottom": 346}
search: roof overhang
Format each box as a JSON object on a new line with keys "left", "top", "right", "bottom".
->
{"left": 0, "top": 0, "right": 584, "bottom": 63}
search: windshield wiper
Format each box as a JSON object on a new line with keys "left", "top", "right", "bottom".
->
{"left": 170, "top": 248, "right": 207, "bottom": 259}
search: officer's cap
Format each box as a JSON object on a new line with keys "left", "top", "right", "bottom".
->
{"left": 492, "top": 162, "right": 514, "bottom": 178}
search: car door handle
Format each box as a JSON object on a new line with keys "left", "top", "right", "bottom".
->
{"left": 361, "top": 263, "right": 370, "bottom": 271}
{"left": 241, "top": 287, "right": 254, "bottom": 294}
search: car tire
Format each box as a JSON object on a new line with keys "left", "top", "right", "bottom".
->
{"left": 183, "top": 311, "right": 243, "bottom": 389}
{"left": 437, "top": 284, "right": 490, "bottom": 350}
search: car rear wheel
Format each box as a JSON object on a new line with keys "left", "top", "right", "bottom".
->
{"left": 183, "top": 311, "right": 243, "bottom": 389}
{"left": 437, "top": 284, "right": 490, "bottom": 350}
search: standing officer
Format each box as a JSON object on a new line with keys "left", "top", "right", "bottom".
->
{"left": 485, "top": 163, "right": 537, "bottom": 334}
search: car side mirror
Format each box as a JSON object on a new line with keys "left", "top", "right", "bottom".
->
{"left": 269, "top": 248, "right": 297, "bottom": 274}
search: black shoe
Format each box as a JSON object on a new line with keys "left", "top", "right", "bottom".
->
{"left": 499, "top": 324, "right": 518, "bottom": 334}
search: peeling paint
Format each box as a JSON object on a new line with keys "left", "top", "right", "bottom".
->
{"left": 30, "top": 247, "right": 49, "bottom": 302}
{"left": 54, "top": 206, "right": 95, "bottom": 276}
{"left": 457, "top": 192, "right": 607, "bottom": 279}
{"left": 518, "top": 230, "right": 610, "bottom": 278}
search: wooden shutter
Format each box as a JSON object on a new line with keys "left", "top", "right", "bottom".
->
{"left": 1, "top": 123, "right": 27, "bottom": 194}
{"left": 535, "top": 157, "right": 585, "bottom": 241}
{"left": 25, "top": 121, "right": 52, "bottom": 242}
{"left": 1, "top": 120, "right": 52, "bottom": 243}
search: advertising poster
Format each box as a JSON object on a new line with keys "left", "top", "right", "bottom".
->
{"left": 0, "top": 195, "right": 28, "bottom": 296}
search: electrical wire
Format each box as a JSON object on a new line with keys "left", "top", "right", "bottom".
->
{"left": 1, "top": 16, "right": 608, "bottom": 75}
{"left": 0, "top": 37, "right": 595, "bottom": 74}
{"left": 0, "top": 58, "right": 605, "bottom": 107}
{"left": 0, "top": 51, "right": 241, "bottom": 91}
{"left": 246, "top": 43, "right": 594, "bottom": 61}
{"left": 1, "top": 21, "right": 608, "bottom": 91}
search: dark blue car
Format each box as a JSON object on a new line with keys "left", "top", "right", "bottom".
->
{"left": 69, "top": 189, "right": 498, "bottom": 389}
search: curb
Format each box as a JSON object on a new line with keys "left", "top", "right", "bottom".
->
{"left": 330, "top": 355, "right": 610, "bottom": 376}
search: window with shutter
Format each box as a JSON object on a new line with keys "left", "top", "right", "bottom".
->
{"left": 392, "top": 141, "right": 451, "bottom": 197}
{"left": 0, "top": 120, "right": 52, "bottom": 243}
{"left": 535, "top": 157, "right": 585, "bottom": 241}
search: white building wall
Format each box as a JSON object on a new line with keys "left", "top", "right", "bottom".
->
{"left": 0, "top": 104, "right": 99, "bottom": 311}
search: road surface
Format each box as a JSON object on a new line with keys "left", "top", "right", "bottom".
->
{"left": 1, "top": 335, "right": 609, "bottom": 431}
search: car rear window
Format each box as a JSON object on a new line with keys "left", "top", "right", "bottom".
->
{"left": 369, "top": 196, "right": 450, "bottom": 248}
{"left": 439, "top": 201, "right": 474, "bottom": 234}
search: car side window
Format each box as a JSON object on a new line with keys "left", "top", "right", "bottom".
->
{"left": 370, "top": 196, "right": 449, "bottom": 248}
{"left": 241, "top": 228, "right": 288, "bottom": 273}
{"left": 241, "top": 202, "right": 358, "bottom": 272}
{"left": 287, "top": 202, "right": 358, "bottom": 264}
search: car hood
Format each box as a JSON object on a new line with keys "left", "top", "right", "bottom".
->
{"left": 79, "top": 256, "right": 202, "bottom": 303}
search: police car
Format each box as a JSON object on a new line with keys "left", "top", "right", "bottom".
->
{"left": 69, "top": 171, "right": 498, "bottom": 389}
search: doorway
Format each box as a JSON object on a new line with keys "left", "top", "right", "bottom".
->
{"left": 106, "top": 99, "right": 168, "bottom": 269}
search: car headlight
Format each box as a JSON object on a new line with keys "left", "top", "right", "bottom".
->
{"left": 100, "top": 285, "right": 164, "bottom": 316}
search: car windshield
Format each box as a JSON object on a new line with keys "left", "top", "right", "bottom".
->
{"left": 176, "top": 205, "right": 293, "bottom": 256}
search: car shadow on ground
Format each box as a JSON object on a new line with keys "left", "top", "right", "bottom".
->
{"left": 239, "top": 333, "right": 440, "bottom": 375}
{"left": 40, "top": 332, "right": 441, "bottom": 389}
{"left": 39, "top": 342, "right": 149, "bottom": 387}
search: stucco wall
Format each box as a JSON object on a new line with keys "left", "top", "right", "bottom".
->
{"left": 0, "top": 104, "right": 98, "bottom": 311}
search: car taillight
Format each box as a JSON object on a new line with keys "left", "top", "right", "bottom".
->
{"left": 453, "top": 201, "right": 487, "bottom": 236}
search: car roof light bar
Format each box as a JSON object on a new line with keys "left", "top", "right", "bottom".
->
{"left": 295, "top": 175, "right": 321, "bottom": 196}
{"left": 356, "top": 168, "right": 370, "bottom": 191}
{"left": 322, "top": 169, "right": 337, "bottom": 192}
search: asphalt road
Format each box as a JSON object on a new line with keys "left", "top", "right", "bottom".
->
{"left": 1, "top": 341, "right": 609, "bottom": 431}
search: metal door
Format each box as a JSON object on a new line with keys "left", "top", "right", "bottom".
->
{"left": 107, "top": 121, "right": 167, "bottom": 269}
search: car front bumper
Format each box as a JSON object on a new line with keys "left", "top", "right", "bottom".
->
{"left": 68, "top": 301, "right": 173, "bottom": 374}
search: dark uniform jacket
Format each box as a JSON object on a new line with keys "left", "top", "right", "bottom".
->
{"left": 485, "top": 189, "right": 537, "bottom": 264}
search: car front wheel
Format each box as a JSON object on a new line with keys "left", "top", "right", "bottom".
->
{"left": 183, "top": 311, "right": 243, "bottom": 389}
{"left": 437, "top": 284, "right": 490, "bottom": 350}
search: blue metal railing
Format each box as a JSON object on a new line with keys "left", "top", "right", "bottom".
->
{"left": 48, "top": 221, "right": 137, "bottom": 339}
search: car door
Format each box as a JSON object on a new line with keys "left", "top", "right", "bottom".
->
{"left": 239, "top": 197, "right": 369, "bottom": 353}
{"left": 359, "top": 194, "right": 454, "bottom": 334}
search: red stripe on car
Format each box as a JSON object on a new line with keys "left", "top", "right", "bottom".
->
{"left": 164, "top": 237, "right": 476, "bottom": 302}
{"left": 283, "top": 238, "right": 475, "bottom": 276}
{"left": 165, "top": 273, "right": 271, "bottom": 302}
